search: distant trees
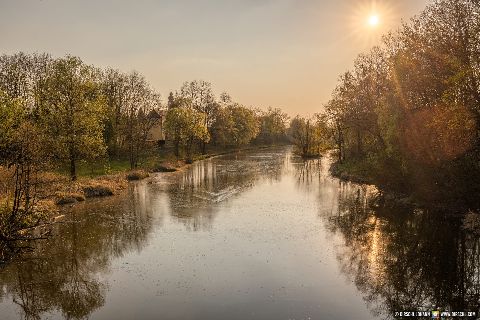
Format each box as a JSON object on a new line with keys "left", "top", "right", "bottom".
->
{"left": 165, "top": 87, "right": 260, "bottom": 158}
{"left": 164, "top": 106, "right": 209, "bottom": 162}
{"left": 180, "top": 80, "right": 218, "bottom": 153}
{"left": 289, "top": 115, "right": 329, "bottom": 158}
{"left": 255, "top": 107, "right": 289, "bottom": 144}
{"left": 212, "top": 104, "right": 259, "bottom": 147}
{"left": 101, "top": 70, "right": 162, "bottom": 169}
{"left": 163, "top": 83, "right": 294, "bottom": 159}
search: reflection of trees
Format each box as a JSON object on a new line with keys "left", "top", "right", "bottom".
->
{"left": 0, "top": 183, "right": 155, "bottom": 319}
{"left": 294, "top": 157, "right": 322, "bottom": 184}
{"left": 327, "top": 189, "right": 480, "bottom": 319}
{"left": 166, "top": 148, "right": 288, "bottom": 231}
{"left": 292, "top": 155, "right": 323, "bottom": 193}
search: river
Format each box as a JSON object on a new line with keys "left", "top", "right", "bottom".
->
{"left": 0, "top": 146, "right": 478, "bottom": 319}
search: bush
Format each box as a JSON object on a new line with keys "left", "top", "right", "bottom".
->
{"left": 55, "top": 192, "right": 86, "bottom": 205}
{"left": 126, "top": 170, "right": 150, "bottom": 181}
{"left": 82, "top": 184, "right": 114, "bottom": 198}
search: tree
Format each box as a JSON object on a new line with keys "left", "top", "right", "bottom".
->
{"left": 164, "top": 107, "right": 209, "bottom": 162}
{"left": 0, "top": 92, "right": 48, "bottom": 240}
{"left": 289, "top": 115, "right": 328, "bottom": 158}
{"left": 101, "top": 68, "right": 127, "bottom": 158}
{"left": 40, "top": 56, "right": 106, "bottom": 180}
{"left": 101, "top": 70, "right": 163, "bottom": 168}
{"left": 211, "top": 100, "right": 259, "bottom": 147}
{"left": 121, "top": 71, "right": 162, "bottom": 169}
{"left": 167, "top": 92, "right": 176, "bottom": 109}
{"left": 320, "top": 0, "right": 480, "bottom": 204}
{"left": 255, "top": 107, "right": 289, "bottom": 144}
{"left": 180, "top": 80, "right": 217, "bottom": 153}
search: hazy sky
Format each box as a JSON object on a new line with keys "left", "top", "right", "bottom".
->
{"left": 0, "top": 0, "right": 429, "bottom": 115}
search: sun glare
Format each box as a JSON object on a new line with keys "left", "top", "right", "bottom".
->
{"left": 368, "top": 15, "right": 379, "bottom": 26}
{"left": 345, "top": 0, "right": 398, "bottom": 47}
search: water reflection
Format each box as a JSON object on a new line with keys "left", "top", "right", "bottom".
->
{"left": 326, "top": 184, "right": 480, "bottom": 318}
{"left": 0, "top": 183, "right": 155, "bottom": 319}
{"left": 292, "top": 157, "right": 323, "bottom": 193}
{"left": 154, "top": 150, "right": 288, "bottom": 231}
{"left": 1, "top": 147, "right": 478, "bottom": 320}
{"left": 0, "top": 148, "right": 292, "bottom": 319}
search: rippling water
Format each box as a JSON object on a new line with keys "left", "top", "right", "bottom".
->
{"left": 0, "top": 146, "right": 478, "bottom": 319}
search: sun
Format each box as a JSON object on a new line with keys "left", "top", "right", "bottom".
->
{"left": 368, "top": 15, "right": 379, "bottom": 26}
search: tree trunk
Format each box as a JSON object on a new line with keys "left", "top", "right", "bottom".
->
{"left": 174, "top": 138, "right": 180, "bottom": 158}
{"left": 129, "top": 149, "right": 135, "bottom": 170}
{"left": 70, "top": 156, "right": 77, "bottom": 181}
{"left": 356, "top": 129, "right": 362, "bottom": 157}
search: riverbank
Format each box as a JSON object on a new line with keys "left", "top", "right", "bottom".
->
{"left": 24, "top": 144, "right": 287, "bottom": 224}
{"left": 329, "top": 158, "right": 423, "bottom": 209}
{"left": 329, "top": 159, "right": 377, "bottom": 186}
{"left": 0, "top": 144, "right": 287, "bottom": 265}
{"left": 329, "top": 157, "right": 479, "bottom": 212}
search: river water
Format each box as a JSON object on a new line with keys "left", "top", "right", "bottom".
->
{"left": 0, "top": 146, "right": 478, "bottom": 319}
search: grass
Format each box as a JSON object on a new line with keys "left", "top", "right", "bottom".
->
{"left": 330, "top": 158, "right": 375, "bottom": 184}
{"left": 57, "top": 153, "right": 169, "bottom": 178}
{"left": 57, "top": 159, "right": 131, "bottom": 178}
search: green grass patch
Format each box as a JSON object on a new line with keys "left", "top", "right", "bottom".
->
{"left": 57, "top": 157, "right": 167, "bottom": 178}
{"left": 330, "top": 158, "right": 375, "bottom": 184}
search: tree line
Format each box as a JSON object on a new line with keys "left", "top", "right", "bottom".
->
{"left": 0, "top": 53, "right": 299, "bottom": 180}
{"left": 164, "top": 81, "right": 293, "bottom": 162}
{"left": 319, "top": 0, "right": 480, "bottom": 205}
{"left": 0, "top": 54, "right": 164, "bottom": 180}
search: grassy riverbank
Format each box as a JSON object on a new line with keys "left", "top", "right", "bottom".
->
{"left": 329, "top": 159, "right": 377, "bottom": 186}
{"left": 0, "top": 143, "right": 288, "bottom": 254}
{"left": 329, "top": 156, "right": 480, "bottom": 211}
{"left": 330, "top": 160, "right": 431, "bottom": 212}
{"left": 56, "top": 144, "right": 282, "bottom": 177}
{"left": 22, "top": 144, "right": 284, "bottom": 211}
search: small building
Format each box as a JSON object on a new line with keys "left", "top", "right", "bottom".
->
{"left": 147, "top": 109, "right": 166, "bottom": 146}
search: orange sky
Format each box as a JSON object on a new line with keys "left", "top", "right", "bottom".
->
{"left": 0, "top": 0, "right": 430, "bottom": 116}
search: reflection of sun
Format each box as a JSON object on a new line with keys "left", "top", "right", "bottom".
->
{"left": 367, "top": 216, "right": 386, "bottom": 284}
{"left": 368, "top": 15, "right": 379, "bottom": 26}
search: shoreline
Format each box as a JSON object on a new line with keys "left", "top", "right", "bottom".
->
{"left": 328, "top": 158, "right": 475, "bottom": 214}
{"left": 33, "top": 144, "right": 290, "bottom": 225}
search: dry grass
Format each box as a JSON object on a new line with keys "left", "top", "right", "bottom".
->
{"left": 54, "top": 192, "right": 86, "bottom": 205}
{"left": 78, "top": 174, "right": 128, "bottom": 198}
{"left": 126, "top": 170, "right": 150, "bottom": 181}
{"left": 35, "top": 172, "right": 129, "bottom": 205}
{"left": 0, "top": 167, "right": 135, "bottom": 239}
{"left": 153, "top": 160, "right": 188, "bottom": 172}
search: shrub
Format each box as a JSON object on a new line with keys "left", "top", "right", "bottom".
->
{"left": 82, "top": 184, "right": 114, "bottom": 198}
{"left": 126, "top": 170, "right": 150, "bottom": 181}
{"left": 55, "top": 192, "right": 86, "bottom": 205}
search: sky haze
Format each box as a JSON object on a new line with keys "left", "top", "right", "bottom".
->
{"left": 0, "top": 0, "right": 430, "bottom": 115}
